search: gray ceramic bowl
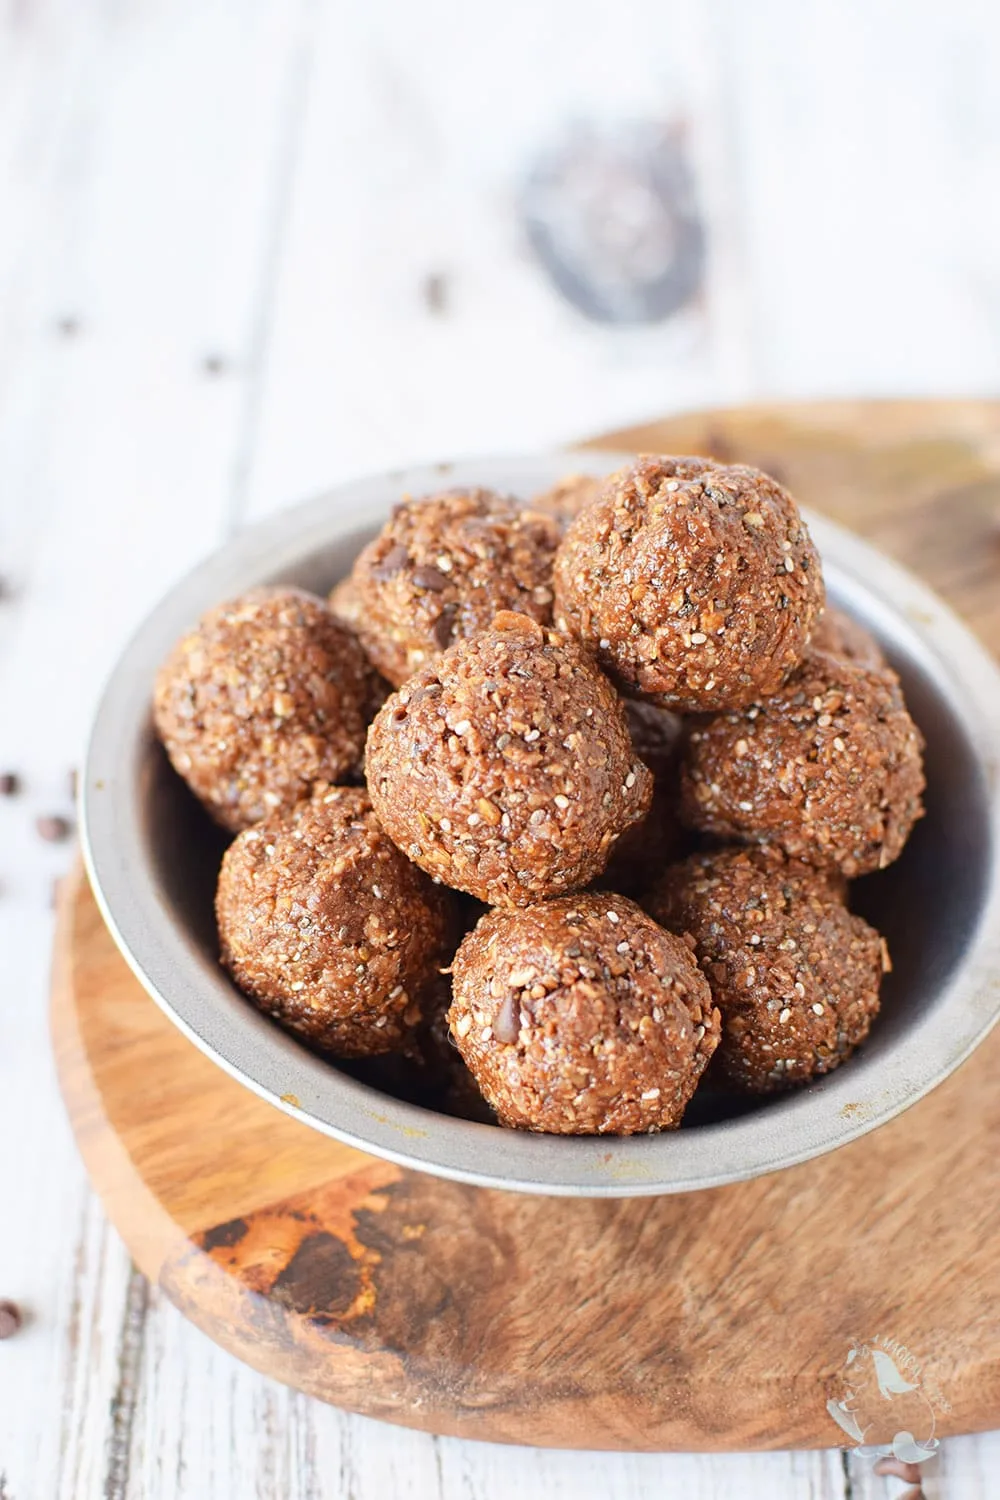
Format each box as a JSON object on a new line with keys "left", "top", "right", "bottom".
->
{"left": 81, "top": 452, "right": 1000, "bottom": 1197}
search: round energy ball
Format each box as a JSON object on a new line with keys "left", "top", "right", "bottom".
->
{"left": 553, "top": 454, "right": 824, "bottom": 712}
{"left": 216, "top": 785, "right": 457, "bottom": 1058}
{"left": 449, "top": 893, "right": 720, "bottom": 1133}
{"left": 679, "top": 649, "right": 925, "bottom": 877}
{"left": 646, "top": 846, "right": 886, "bottom": 1092}
{"left": 154, "top": 587, "right": 383, "bottom": 832}
{"left": 347, "top": 489, "right": 562, "bottom": 686}
{"left": 811, "top": 604, "right": 886, "bottom": 670}
{"left": 365, "top": 611, "right": 653, "bottom": 906}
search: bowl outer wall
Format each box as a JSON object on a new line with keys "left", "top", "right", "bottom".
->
{"left": 81, "top": 452, "right": 1000, "bottom": 1197}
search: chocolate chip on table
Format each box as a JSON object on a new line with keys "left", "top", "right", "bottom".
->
{"left": 0, "top": 1300, "right": 22, "bottom": 1339}
{"left": 0, "top": 772, "right": 20, "bottom": 797}
{"left": 411, "top": 565, "right": 449, "bottom": 593}
{"left": 422, "top": 272, "right": 448, "bottom": 315}
{"left": 68, "top": 768, "right": 78, "bottom": 802}
{"left": 35, "top": 814, "right": 72, "bottom": 843}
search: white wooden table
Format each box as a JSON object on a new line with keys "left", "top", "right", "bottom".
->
{"left": 2, "top": 2, "right": 1000, "bottom": 1495}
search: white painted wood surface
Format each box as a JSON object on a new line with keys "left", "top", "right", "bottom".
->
{"left": 1, "top": 1, "right": 999, "bottom": 1494}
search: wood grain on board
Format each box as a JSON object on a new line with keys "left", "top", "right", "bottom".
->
{"left": 52, "top": 401, "right": 1000, "bottom": 1452}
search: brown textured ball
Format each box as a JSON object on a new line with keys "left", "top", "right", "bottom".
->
{"left": 216, "top": 786, "right": 457, "bottom": 1057}
{"left": 646, "top": 847, "right": 886, "bottom": 1092}
{"left": 680, "top": 649, "right": 925, "bottom": 877}
{"left": 347, "top": 489, "right": 562, "bottom": 686}
{"left": 154, "top": 587, "right": 382, "bottom": 832}
{"left": 553, "top": 454, "right": 824, "bottom": 711}
{"left": 448, "top": 893, "right": 720, "bottom": 1133}
{"left": 365, "top": 611, "right": 653, "bottom": 906}
{"left": 598, "top": 700, "right": 686, "bottom": 894}
{"left": 811, "top": 604, "right": 886, "bottom": 670}
{"left": 532, "top": 472, "right": 606, "bottom": 529}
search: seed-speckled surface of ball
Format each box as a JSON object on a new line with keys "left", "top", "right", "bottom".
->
{"left": 646, "top": 846, "right": 886, "bottom": 1092}
{"left": 449, "top": 893, "right": 720, "bottom": 1133}
{"left": 811, "top": 604, "right": 886, "bottom": 670}
{"left": 365, "top": 611, "right": 653, "bottom": 906}
{"left": 216, "top": 785, "right": 457, "bottom": 1057}
{"left": 679, "top": 649, "right": 925, "bottom": 876}
{"left": 154, "top": 587, "right": 382, "bottom": 832}
{"left": 553, "top": 455, "right": 824, "bottom": 711}
{"left": 347, "top": 489, "right": 562, "bottom": 686}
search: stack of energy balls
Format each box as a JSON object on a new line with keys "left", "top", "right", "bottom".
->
{"left": 153, "top": 458, "right": 925, "bottom": 1136}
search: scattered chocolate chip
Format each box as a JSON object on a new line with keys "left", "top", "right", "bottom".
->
{"left": 0, "top": 772, "right": 20, "bottom": 797}
{"left": 371, "top": 544, "right": 409, "bottom": 581}
{"left": 433, "top": 605, "right": 458, "bottom": 648}
{"left": 422, "top": 272, "right": 449, "bottom": 315}
{"left": 68, "top": 768, "right": 78, "bottom": 802}
{"left": 36, "top": 814, "right": 72, "bottom": 843}
{"left": 411, "top": 565, "right": 449, "bottom": 593}
{"left": 202, "top": 353, "right": 228, "bottom": 376}
{"left": 56, "top": 316, "right": 80, "bottom": 338}
{"left": 0, "top": 1301, "right": 22, "bottom": 1339}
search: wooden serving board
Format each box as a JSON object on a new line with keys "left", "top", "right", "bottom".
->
{"left": 52, "top": 400, "right": 1000, "bottom": 1451}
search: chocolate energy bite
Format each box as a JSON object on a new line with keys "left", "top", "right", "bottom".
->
{"left": 553, "top": 455, "right": 824, "bottom": 712}
{"left": 811, "top": 604, "right": 886, "bottom": 671}
{"left": 347, "top": 489, "right": 561, "bottom": 686}
{"left": 365, "top": 612, "right": 652, "bottom": 906}
{"left": 154, "top": 587, "right": 383, "bottom": 832}
{"left": 216, "top": 785, "right": 457, "bottom": 1057}
{"left": 449, "top": 893, "right": 720, "bottom": 1133}
{"left": 680, "top": 649, "right": 925, "bottom": 877}
{"left": 646, "top": 847, "right": 885, "bottom": 1092}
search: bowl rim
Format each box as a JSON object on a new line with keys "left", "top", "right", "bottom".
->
{"left": 81, "top": 450, "right": 1000, "bottom": 1197}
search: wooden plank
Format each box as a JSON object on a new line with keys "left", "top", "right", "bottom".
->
{"left": 0, "top": 3, "right": 320, "bottom": 1498}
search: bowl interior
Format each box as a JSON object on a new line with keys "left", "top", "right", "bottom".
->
{"left": 84, "top": 453, "right": 1000, "bottom": 1195}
